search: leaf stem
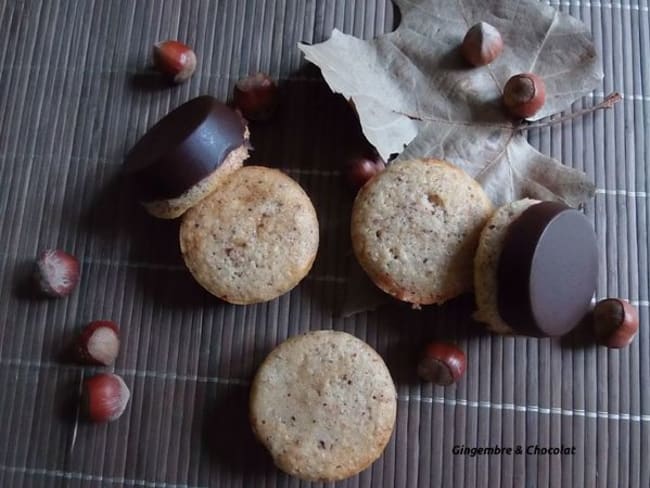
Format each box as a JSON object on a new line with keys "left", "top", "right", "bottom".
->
{"left": 519, "top": 92, "right": 622, "bottom": 131}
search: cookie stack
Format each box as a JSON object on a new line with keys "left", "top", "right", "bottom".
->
{"left": 473, "top": 199, "right": 598, "bottom": 336}
{"left": 124, "top": 96, "right": 319, "bottom": 304}
{"left": 351, "top": 158, "right": 598, "bottom": 337}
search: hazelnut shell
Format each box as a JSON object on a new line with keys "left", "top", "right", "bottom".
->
{"left": 461, "top": 22, "right": 504, "bottom": 67}
{"left": 593, "top": 298, "right": 639, "bottom": 348}
{"left": 417, "top": 342, "right": 466, "bottom": 386}
{"left": 503, "top": 73, "right": 546, "bottom": 119}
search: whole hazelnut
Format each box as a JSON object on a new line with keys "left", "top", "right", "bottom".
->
{"left": 77, "top": 320, "right": 120, "bottom": 366}
{"left": 345, "top": 155, "right": 386, "bottom": 192}
{"left": 593, "top": 298, "right": 639, "bottom": 348}
{"left": 34, "top": 249, "right": 80, "bottom": 298}
{"left": 461, "top": 22, "right": 504, "bottom": 67}
{"left": 233, "top": 73, "right": 279, "bottom": 121}
{"left": 82, "top": 373, "right": 130, "bottom": 423}
{"left": 152, "top": 40, "right": 197, "bottom": 84}
{"left": 503, "top": 73, "right": 546, "bottom": 119}
{"left": 417, "top": 342, "right": 466, "bottom": 386}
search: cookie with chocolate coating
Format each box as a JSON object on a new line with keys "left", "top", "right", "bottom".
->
{"left": 473, "top": 198, "right": 540, "bottom": 334}
{"left": 124, "top": 96, "right": 249, "bottom": 219}
{"left": 474, "top": 199, "right": 598, "bottom": 337}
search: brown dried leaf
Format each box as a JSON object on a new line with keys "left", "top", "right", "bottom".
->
{"left": 300, "top": 0, "right": 603, "bottom": 207}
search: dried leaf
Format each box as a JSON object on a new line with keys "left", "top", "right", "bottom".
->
{"left": 300, "top": 0, "right": 603, "bottom": 207}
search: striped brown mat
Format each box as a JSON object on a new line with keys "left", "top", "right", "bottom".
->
{"left": 0, "top": 1, "right": 647, "bottom": 486}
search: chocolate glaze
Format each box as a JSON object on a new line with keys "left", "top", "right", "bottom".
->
{"left": 124, "top": 96, "right": 245, "bottom": 201}
{"left": 497, "top": 202, "right": 598, "bottom": 337}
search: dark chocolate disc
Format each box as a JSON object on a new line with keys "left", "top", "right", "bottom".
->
{"left": 124, "top": 96, "right": 245, "bottom": 201}
{"left": 497, "top": 201, "right": 598, "bottom": 337}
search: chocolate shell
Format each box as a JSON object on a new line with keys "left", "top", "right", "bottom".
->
{"left": 124, "top": 96, "right": 245, "bottom": 201}
{"left": 497, "top": 201, "right": 598, "bottom": 337}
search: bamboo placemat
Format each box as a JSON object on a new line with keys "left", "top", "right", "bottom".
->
{"left": 0, "top": 1, "right": 647, "bottom": 486}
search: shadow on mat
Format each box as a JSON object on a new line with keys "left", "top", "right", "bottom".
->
{"left": 11, "top": 258, "right": 40, "bottom": 300}
{"left": 130, "top": 70, "right": 177, "bottom": 92}
{"left": 354, "top": 294, "right": 489, "bottom": 386}
{"left": 559, "top": 311, "right": 598, "bottom": 350}
{"left": 203, "top": 386, "right": 274, "bottom": 477}
{"left": 80, "top": 171, "right": 220, "bottom": 309}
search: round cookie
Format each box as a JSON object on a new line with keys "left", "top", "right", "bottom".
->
{"left": 179, "top": 166, "right": 319, "bottom": 304}
{"left": 351, "top": 159, "right": 493, "bottom": 306}
{"left": 473, "top": 198, "right": 540, "bottom": 334}
{"left": 249, "top": 330, "right": 397, "bottom": 482}
{"left": 124, "top": 96, "right": 249, "bottom": 219}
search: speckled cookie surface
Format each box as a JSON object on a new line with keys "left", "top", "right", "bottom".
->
{"left": 249, "top": 330, "right": 397, "bottom": 482}
{"left": 473, "top": 198, "right": 540, "bottom": 334}
{"left": 351, "top": 159, "right": 493, "bottom": 305}
{"left": 179, "top": 166, "right": 319, "bottom": 304}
